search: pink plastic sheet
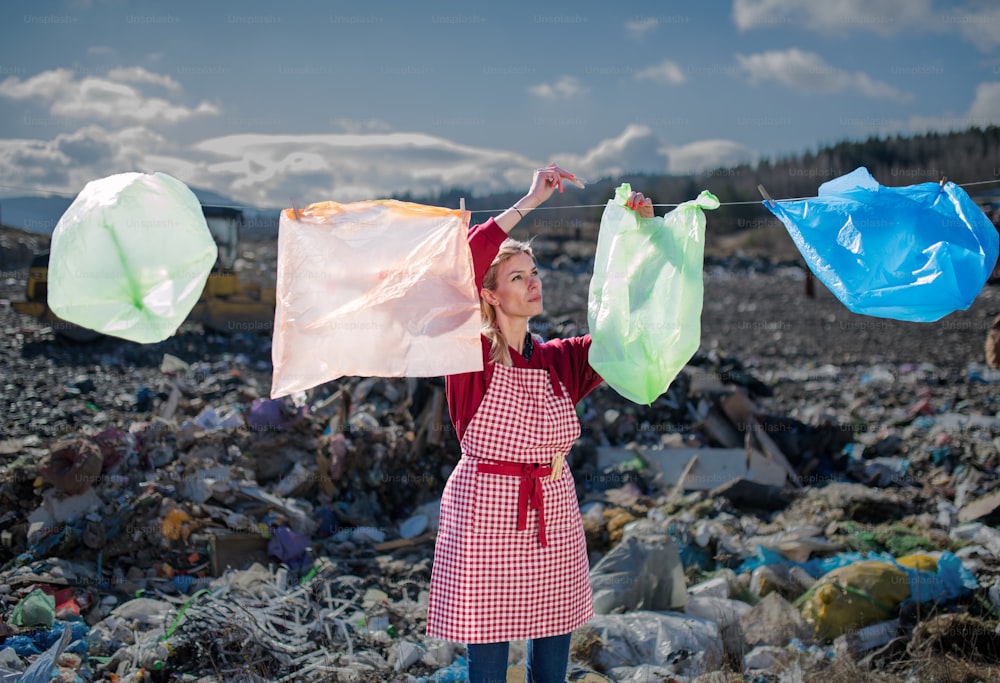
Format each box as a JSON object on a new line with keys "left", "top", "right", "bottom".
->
{"left": 270, "top": 200, "right": 483, "bottom": 398}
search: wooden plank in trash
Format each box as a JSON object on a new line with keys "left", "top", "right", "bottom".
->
{"left": 596, "top": 446, "right": 786, "bottom": 490}
{"left": 372, "top": 532, "right": 436, "bottom": 553}
{"left": 208, "top": 530, "right": 270, "bottom": 577}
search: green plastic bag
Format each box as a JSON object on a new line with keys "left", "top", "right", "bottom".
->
{"left": 48, "top": 172, "right": 218, "bottom": 343}
{"left": 10, "top": 588, "right": 55, "bottom": 628}
{"left": 588, "top": 184, "right": 717, "bottom": 404}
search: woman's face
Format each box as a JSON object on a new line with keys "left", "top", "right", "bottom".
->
{"left": 484, "top": 252, "right": 543, "bottom": 319}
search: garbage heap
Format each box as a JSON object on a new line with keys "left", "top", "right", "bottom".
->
{"left": 2, "top": 238, "right": 1000, "bottom": 682}
{"left": 2, "top": 340, "right": 999, "bottom": 683}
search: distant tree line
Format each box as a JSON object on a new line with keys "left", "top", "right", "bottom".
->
{"left": 401, "top": 126, "right": 1000, "bottom": 239}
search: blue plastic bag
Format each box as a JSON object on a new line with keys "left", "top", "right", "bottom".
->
{"left": 415, "top": 655, "right": 468, "bottom": 682}
{"left": 740, "top": 546, "right": 977, "bottom": 603}
{"left": 765, "top": 167, "right": 998, "bottom": 322}
{"left": 588, "top": 184, "right": 718, "bottom": 404}
{"left": 17, "top": 624, "right": 71, "bottom": 683}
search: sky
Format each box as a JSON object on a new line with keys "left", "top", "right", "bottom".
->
{"left": 0, "top": 0, "right": 998, "bottom": 210}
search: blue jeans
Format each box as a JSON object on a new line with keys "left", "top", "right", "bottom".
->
{"left": 467, "top": 632, "right": 572, "bottom": 683}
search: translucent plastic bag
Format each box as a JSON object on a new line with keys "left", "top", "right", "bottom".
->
{"left": 588, "top": 184, "right": 718, "bottom": 405}
{"left": 270, "top": 200, "right": 483, "bottom": 398}
{"left": 48, "top": 172, "right": 218, "bottom": 343}
{"left": 766, "top": 167, "right": 999, "bottom": 322}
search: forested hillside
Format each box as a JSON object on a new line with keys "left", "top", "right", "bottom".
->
{"left": 413, "top": 126, "right": 1000, "bottom": 241}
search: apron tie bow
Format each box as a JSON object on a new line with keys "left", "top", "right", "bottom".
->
{"left": 477, "top": 460, "right": 553, "bottom": 547}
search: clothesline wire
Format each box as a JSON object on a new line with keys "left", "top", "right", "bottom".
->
{"left": 468, "top": 198, "right": 782, "bottom": 213}
{"left": 1, "top": 177, "right": 999, "bottom": 214}
{"left": 468, "top": 178, "right": 1000, "bottom": 213}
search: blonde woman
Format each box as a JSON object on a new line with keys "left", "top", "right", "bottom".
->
{"left": 427, "top": 164, "right": 653, "bottom": 683}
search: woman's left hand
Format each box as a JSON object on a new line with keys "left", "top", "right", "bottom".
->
{"left": 627, "top": 191, "right": 654, "bottom": 219}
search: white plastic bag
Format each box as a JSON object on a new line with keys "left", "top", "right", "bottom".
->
{"left": 48, "top": 172, "right": 218, "bottom": 343}
{"left": 270, "top": 200, "right": 483, "bottom": 397}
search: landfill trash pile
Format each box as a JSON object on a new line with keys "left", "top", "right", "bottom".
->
{"left": 2, "top": 229, "right": 1000, "bottom": 682}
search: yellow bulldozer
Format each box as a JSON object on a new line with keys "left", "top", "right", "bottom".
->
{"left": 12, "top": 206, "right": 276, "bottom": 341}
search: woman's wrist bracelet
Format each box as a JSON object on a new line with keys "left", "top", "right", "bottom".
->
{"left": 511, "top": 205, "right": 525, "bottom": 219}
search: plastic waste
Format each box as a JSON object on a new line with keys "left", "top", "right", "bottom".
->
{"left": 416, "top": 654, "right": 468, "bottom": 682}
{"left": 834, "top": 618, "right": 899, "bottom": 656}
{"left": 399, "top": 514, "right": 429, "bottom": 539}
{"left": 588, "top": 184, "right": 718, "bottom": 404}
{"left": 246, "top": 397, "right": 305, "bottom": 431}
{"left": 685, "top": 595, "right": 751, "bottom": 656}
{"left": 740, "top": 593, "right": 813, "bottom": 648}
{"left": 47, "top": 172, "right": 218, "bottom": 343}
{"left": 392, "top": 640, "right": 426, "bottom": 672}
{"left": 17, "top": 624, "right": 71, "bottom": 683}
{"left": 0, "top": 647, "right": 24, "bottom": 673}
{"left": 267, "top": 525, "right": 311, "bottom": 567}
{"left": 37, "top": 438, "right": 104, "bottom": 495}
{"left": 765, "top": 167, "right": 999, "bottom": 322}
{"left": 590, "top": 520, "right": 687, "bottom": 613}
{"left": 575, "top": 612, "right": 723, "bottom": 676}
{"left": 270, "top": 200, "right": 483, "bottom": 398}
{"left": 743, "top": 645, "right": 786, "bottom": 670}
{"left": 34, "top": 621, "right": 88, "bottom": 651}
{"left": 3, "top": 635, "right": 41, "bottom": 657}
{"left": 797, "top": 560, "right": 910, "bottom": 641}
{"left": 161, "top": 508, "right": 192, "bottom": 542}
{"left": 136, "top": 640, "right": 173, "bottom": 670}
{"left": 10, "top": 589, "right": 55, "bottom": 628}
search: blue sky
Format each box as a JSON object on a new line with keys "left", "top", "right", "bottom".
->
{"left": 0, "top": 0, "right": 998, "bottom": 209}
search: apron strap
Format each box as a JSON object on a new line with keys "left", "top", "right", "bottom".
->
{"left": 548, "top": 367, "right": 564, "bottom": 399}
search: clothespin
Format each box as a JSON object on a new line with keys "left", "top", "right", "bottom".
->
{"left": 757, "top": 184, "right": 776, "bottom": 208}
{"left": 291, "top": 198, "right": 301, "bottom": 221}
{"left": 459, "top": 197, "right": 468, "bottom": 225}
{"left": 939, "top": 176, "right": 948, "bottom": 191}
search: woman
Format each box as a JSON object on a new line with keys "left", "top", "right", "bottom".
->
{"left": 427, "top": 164, "right": 654, "bottom": 683}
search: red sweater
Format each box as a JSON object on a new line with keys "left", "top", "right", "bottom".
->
{"left": 445, "top": 219, "right": 603, "bottom": 443}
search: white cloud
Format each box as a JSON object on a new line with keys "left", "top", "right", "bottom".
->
{"left": 107, "top": 66, "right": 180, "bottom": 91}
{"left": 969, "top": 81, "right": 1000, "bottom": 123}
{"left": 554, "top": 125, "right": 669, "bottom": 180}
{"left": 529, "top": 76, "right": 589, "bottom": 100}
{"left": 635, "top": 60, "right": 686, "bottom": 86}
{"left": 666, "top": 139, "right": 759, "bottom": 174}
{"left": 329, "top": 118, "right": 395, "bottom": 134}
{"left": 844, "top": 80, "right": 1000, "bottom": 137}
{"left": 0, "top": 68, "right": 72, "bottom": 100}
{"left": 0, "top": 120, "right": 767, "bottom": 209}
{"left": 733, "top": 0, "right": 931, "bottom": 35}
{"left": 625, "top": 17, "right": 659, "bottom": 37}
{"left": 736, "top": 48, "right": 913, "bottom": 102}
{"left": 0, "top": 124, "right": 168, "bottom": 193}
{"left": 947, "top": 5, "right": 1000, "bottom": 52}
{"left": 732, "top": 0, "right": 998, "bottom": 52}
{"left": 191, "top": 126, "right": 687, "bottom": 206}
{"left": 190, "top": 132, "right": 534, "bottom": 206}
{"left": 0, "top": 68, "right": 218, "bottom": 124}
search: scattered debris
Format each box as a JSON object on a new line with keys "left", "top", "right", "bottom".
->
{"left": 2, "top": 236, "right": 1000, "bottom": 681}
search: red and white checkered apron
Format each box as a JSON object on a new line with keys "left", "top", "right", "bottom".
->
{"left": 427, "top": 363, "right": 593, "bottom": 643}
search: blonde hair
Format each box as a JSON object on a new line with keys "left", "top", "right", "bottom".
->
{"left": 481, "top": 238, "right": 535, "bottom": 366}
